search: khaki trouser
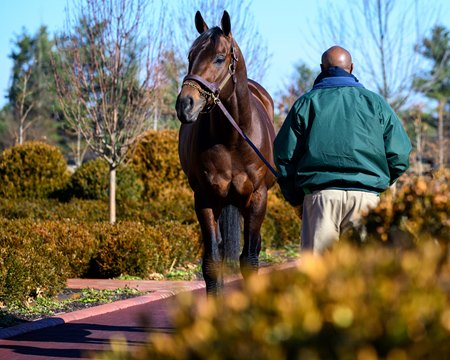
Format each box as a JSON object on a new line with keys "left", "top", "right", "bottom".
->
{"left": 300, "top": 189, "right": 380, "bottom": 254}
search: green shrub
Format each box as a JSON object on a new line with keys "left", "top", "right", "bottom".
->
{"left": 30, "top": 220, "right": 99, "bottom": 278}
{"left": 262, "top": 187, "right": 301, "bottom": 249}
{"left": 0, "top": 195, "right": 196, "bottom": 225}
{"left": 150, "top": 221, "right": 202, "bottom": 273}
{"left": 0, "top": 198, "right": 109, "bottom": 222}
{"left": 0, "top": 219, "right": 69, "bottom": 304}
{"left": 89, "top": 221, "right": 201, "bottom": 278}
{"left": 68, "top": 158, "right": 144, "bottom": 202}
{"left": 0, "top": 141, "right": 69, "bottom": 199}
{"left": 119, "top": 186, "right": 196, "bottom": 224}
{"left": 88, "top": 222, "right": 152, "bottom": 278}
{"left": 0, "top": 216, "right": 201, "bottom": 303}
{"left": 131, "top": 130, "right": 189, "bottom": 199}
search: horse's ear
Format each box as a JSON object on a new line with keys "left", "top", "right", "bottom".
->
{"left": 195, "top": 11, "right": 208, "bottom": 34}
{"left": 221, "top": 11, "right": 232, "bottom": 37}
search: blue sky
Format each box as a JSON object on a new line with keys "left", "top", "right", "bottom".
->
{"left": 0, "top": 0, "right": 449, "bottom": 107}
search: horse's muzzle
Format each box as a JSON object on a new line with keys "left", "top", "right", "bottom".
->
{"left": 176, "top": 94, "right": 205, "bottom": 124}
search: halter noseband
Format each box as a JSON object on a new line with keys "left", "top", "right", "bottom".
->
{"left": 182, "top": 37, "right": 238, "bottom": 112}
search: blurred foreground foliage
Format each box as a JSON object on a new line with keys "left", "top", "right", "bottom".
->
{"left": 94, "top": 170, "right": 450, "bottom": 360}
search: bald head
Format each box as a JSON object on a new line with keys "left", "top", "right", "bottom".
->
{"left": 321, "top": 46, "right": 353, "bottom": 73}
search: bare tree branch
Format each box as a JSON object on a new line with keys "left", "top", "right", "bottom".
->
{"left": 310, "top": 0, "right": 438, "bottom": 111}
{"left": 53, "top": 0, "right": 164, "bottom": 223}
{"left": 169, "top": 0, "right": 271, "bottom": 82}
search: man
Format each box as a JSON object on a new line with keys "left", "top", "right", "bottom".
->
{"left": 273, "top": 45, "right": 411, "bottom": 253}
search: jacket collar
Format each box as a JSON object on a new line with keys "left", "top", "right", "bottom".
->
{"left": 312, "top": 66, "right": 364, "bottom": 90}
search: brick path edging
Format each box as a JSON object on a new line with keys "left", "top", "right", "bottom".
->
{"left": 0, "top": 261, "right": 298, "bottom": 340}
{"left": 0, "top": 283, "right": 205, "bottom": 340}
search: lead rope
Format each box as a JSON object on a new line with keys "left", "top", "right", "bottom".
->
{"left": 215, "top": 100, "right": 280, "bottom": 178}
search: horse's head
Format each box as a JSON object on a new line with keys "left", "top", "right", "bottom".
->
{"left": 176, "top": 11, "right": 239, "bottom": 124}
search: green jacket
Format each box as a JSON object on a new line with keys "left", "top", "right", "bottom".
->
{"left": 273, "top": 83, "right": 412, "bottom": 206}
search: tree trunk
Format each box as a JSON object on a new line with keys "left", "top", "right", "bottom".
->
{"left": 153, "top": 106, "right": 158, "bottom": 131}
{"left": 109, "top": 166, "right": 116, "bottom": 224}
{"left": 413, "top": 111, "right": 423, "bottom": 175}
{"left": 437, "top": 98, "right": 445, "bottom": 169}
{"left": 18, "top": 123, "right": 23, "bottom": 145}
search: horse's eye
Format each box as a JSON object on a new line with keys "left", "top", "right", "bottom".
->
{"left": 214, "top": 55, "right": 226, "bottom": 65}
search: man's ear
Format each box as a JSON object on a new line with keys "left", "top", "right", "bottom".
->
{"left": 349, "top": 63, "right": 354, "bottom": 74}
{"left": 195, "top": 11, "right": 208, "bottom": 34}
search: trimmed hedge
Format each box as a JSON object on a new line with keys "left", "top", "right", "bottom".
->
{"left": 0, "top": 219, "right": 79, "bottom": 303}
{"left": 0, "top": 198, "right": 109, "bottom": 222}
{"left": 131, "top": 130, "right": 190, "bottom": 200}
{"left": 89, "top": 221, "right": 201, "bottom": 278}
{"left": 0, "top": 218, "right": 201, "bottom": 304}
{"left": 0, "top": 141, "right": 69, "bottom": 199}
{"left": 68, "top": 158, "right": 144, "bottom": 202}
{"left": 262, "top": 187, "right": 300, "bottom": 249}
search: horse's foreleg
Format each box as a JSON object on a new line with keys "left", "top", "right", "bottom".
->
{"left": 195, "top": 203, "right": 224, "bottom": 296}
{"left": 240, "top": 189, "right": 267, "bottom": 280}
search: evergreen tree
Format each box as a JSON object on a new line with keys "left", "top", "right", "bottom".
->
{"left": 7, "top": 26, "right": 61, "bottom": 146}
{"left": 414, "top": 25, "right": 450, "bottom": 169}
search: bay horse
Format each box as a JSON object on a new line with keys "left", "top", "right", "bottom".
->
{"left": 175, "top": 10, "right": 276, "bottom": 295}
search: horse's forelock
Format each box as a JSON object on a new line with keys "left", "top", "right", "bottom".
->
{"left": 189, "top": 27, "right": 224, "bottom": 58}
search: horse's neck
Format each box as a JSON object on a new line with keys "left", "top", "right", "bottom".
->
{"left": 211, "top": 81, "right": 252, "bottom": 139}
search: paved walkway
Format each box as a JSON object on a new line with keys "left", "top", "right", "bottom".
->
{"left": 0, "top": 263, "right": 295, "bottom": 359}
{"left": 0, "top": 278, "right": 209, "bottom": 359}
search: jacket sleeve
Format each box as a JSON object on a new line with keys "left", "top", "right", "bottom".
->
{"left": 273, "top": 100, "right": 305, "bottom": 206}
{"left": 383, "top": 104, "right": 412, "bottom": 184}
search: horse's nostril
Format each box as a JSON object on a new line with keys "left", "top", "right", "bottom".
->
{"left": 176, "top": 95, "right": 197, "bottom": 123}
{"left": 182, "top": 96, "right": 193, "bottom": 112}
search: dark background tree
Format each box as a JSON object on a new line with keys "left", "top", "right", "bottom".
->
{"left": 414, "top": 25, "right": 450, "bottom": 169}
{"left": 150, "top": 50, "right": 185, "bottom": 130}
{"left": 5, "top": 26, "right": 61, "bottom": 147}
{"left": 312, "top": 0, "right": 438, "bottom": 111}
{"left": 276, "top": 63, "right": 317, "bottom": 119}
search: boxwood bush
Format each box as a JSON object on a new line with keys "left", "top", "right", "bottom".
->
{"left": 0, "top": 219, "right": 71, "bottom": 303}
{"left": 68, "top": 158, "right": 144, "bottom": 202}
{"left": 0, "top": 218, "right": 201, "bottom": 304}
{"left": 89, "top": 221, "right": 201, "bottom": 278}
{"left": 0, "top": 141, "right": 69, "bottom": 199}
{"left": 131, "top": 130, "right": 190, "bottom": 200}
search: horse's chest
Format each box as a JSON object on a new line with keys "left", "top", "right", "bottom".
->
{"left": 200, "top": 146, "right": 254, "bottom": 199}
